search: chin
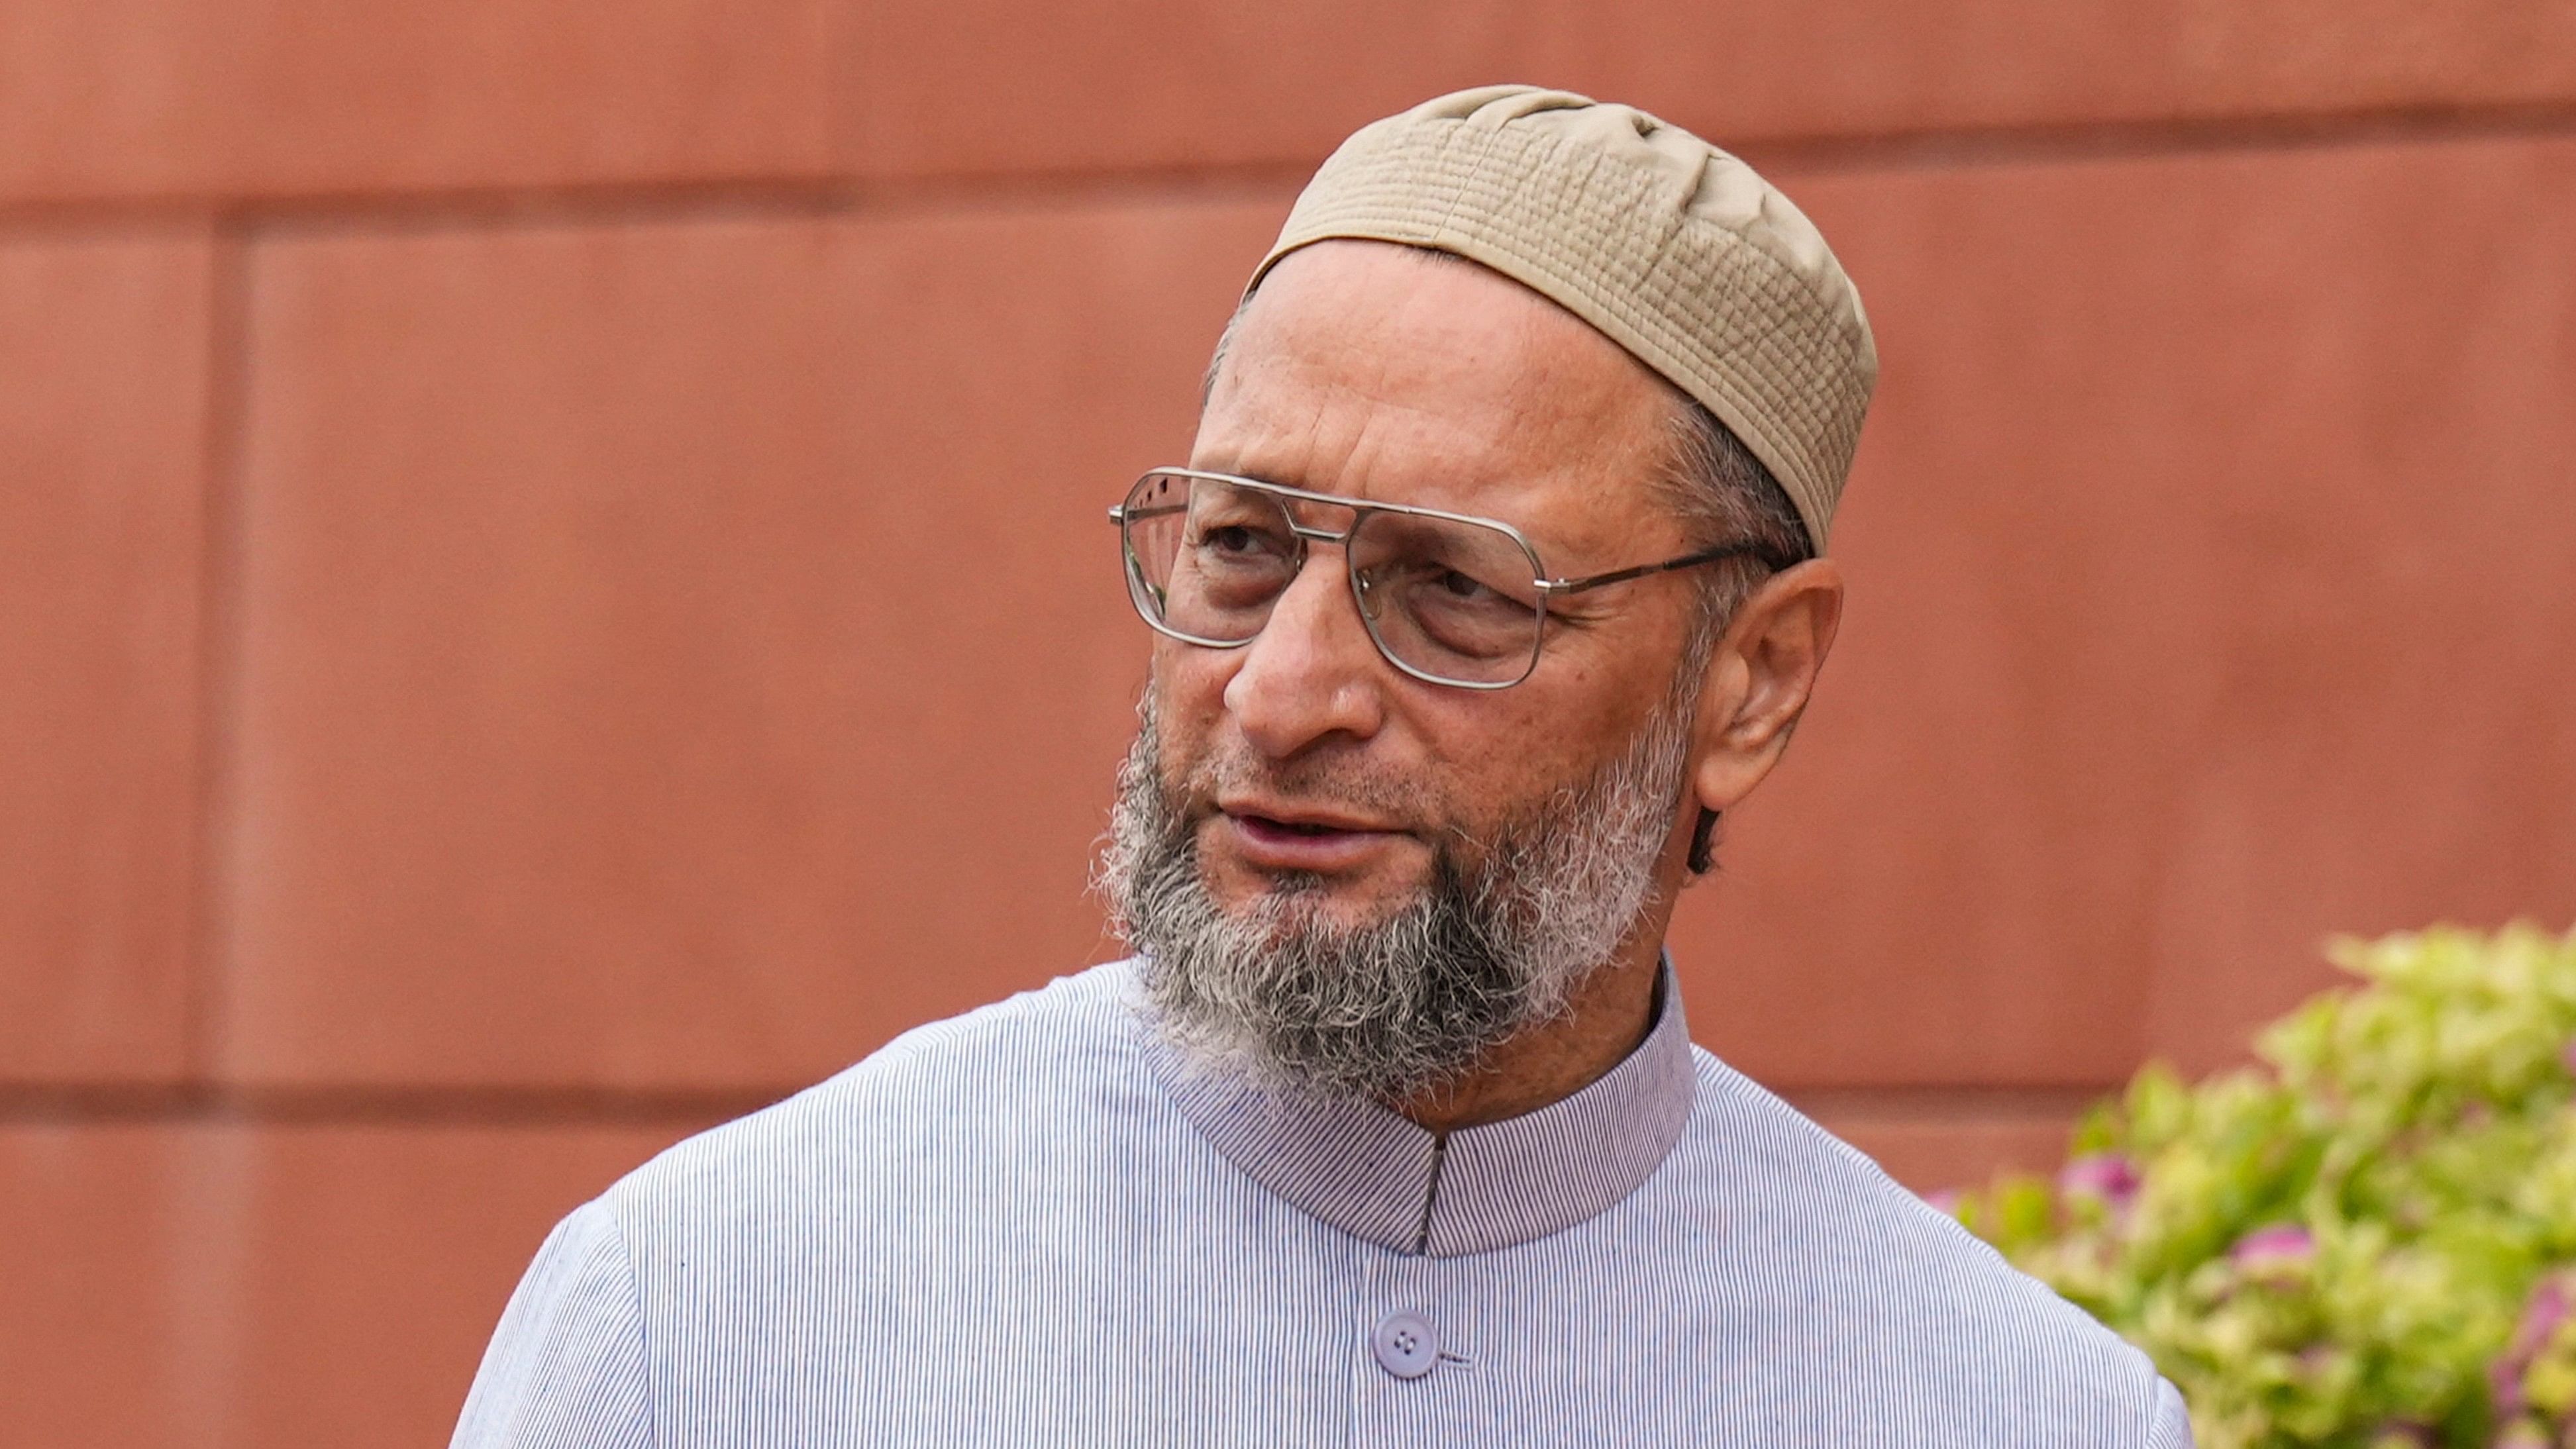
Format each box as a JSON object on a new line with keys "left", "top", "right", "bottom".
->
{"left": 1202, "top": 862, "right": 1425, "bottom": 934}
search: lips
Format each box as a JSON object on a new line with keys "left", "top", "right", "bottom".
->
{"left": 1215, "top": 803, "right": 1407, "bottom": 872}
{"left": 1235, "top": 813, "right": 1368, "bottom": 841}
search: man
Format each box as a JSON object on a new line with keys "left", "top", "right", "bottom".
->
{"left": 456, "top": 87, "right": 2192, "bottom": 1446}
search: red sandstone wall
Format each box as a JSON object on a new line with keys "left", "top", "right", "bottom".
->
{"left": 5, "top": 4, "right": 2574, "bottom": 1442}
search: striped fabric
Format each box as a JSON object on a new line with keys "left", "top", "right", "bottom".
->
{"left": 1149, "top": 963, "right": 1697, "bottom": 1258}
{"left": 454, "top": 960, "right": 2194, "bottom": 1447}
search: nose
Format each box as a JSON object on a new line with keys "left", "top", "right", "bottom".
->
{"left": 1221, "top": 542, "right": 1388, "bottom": 761}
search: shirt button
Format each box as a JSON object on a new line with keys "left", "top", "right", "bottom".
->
{"left": 1371, "top": 1311, "right": 1441, "bottom": 1380}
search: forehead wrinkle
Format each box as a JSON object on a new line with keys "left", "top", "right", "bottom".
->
{"left": 1199, "top": 244, "right": 1683, "bottom": 568}
{"left": 1206, "top": 374, "right": 1488, "bottom": 507}
{"left": 1209, "top": 293, "right": 1511, "bottom": 499}
{"left": 1235, "top": 247, "right": 1618, "bottom": 408}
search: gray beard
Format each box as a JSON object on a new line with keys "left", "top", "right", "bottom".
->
{"left": 1100, "top": 689, "right": 1696, "bottom": 1105}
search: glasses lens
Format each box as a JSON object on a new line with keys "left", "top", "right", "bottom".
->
{"left": 1122, "top": 472, "right": 1300, "bottom": 644}
{"left": 1349, "top": 512, "right": 1543, "bottom": 685}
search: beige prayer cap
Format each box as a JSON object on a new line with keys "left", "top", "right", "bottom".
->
{"left": 1250, "top": 85, "right": 1877, "bottom": 552}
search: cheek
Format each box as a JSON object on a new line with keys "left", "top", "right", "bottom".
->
{"left": 1147, "top": 640, "right": 1234, "bottom": 758}
{"left": 1410, "top": 699, "right": 1578, "bottom": 821}
{"left": 1417, "top": 685, "right": 1644, "bottom": 823}
{"left": 1149, "top": 633, "right": 1219, "bottom": 697}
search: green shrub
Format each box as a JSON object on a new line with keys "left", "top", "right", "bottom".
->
{"left": 1951, "top": 924, "right": 2576, "bottom": 1449}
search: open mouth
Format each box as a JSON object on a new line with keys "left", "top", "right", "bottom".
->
{"left": 1222, "top": 811, "right": 1397, "bottom": 861}
{"left": 1251, "top": 816, "right": 1344, "bottom": 836}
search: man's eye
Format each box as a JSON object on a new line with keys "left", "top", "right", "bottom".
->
{"left": 1436, "top": 569, "right": 1490, "bottom": 600}
{"left": 1206, "top": 525, "right": 1262, "bottom": 553}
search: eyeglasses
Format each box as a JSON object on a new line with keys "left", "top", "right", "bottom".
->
{"left": 1109, "top": 468, "right": 1790, "bottom": 689}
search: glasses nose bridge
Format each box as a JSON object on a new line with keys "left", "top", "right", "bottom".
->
{"left": 1259, "top": 499, "right": 1391, "bottom": 644}
{"left": 1284, "top": 500, "right": 1392, "bottom": 607}
{"left": 1117, "top": 472, "right": 1548, "bottom": 689}
{"left": 1277, "top": 489, "right": 1362, "bottom": 547}
{"left": 1273, "top": 496, "right": 1362, "bottom": 592}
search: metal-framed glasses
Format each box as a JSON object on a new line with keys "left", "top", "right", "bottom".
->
{"left": 1110, "top": 468, "right": 1791, "bottom": 689}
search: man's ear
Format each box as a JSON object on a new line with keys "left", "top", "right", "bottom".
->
{"left": 1690, "top": 558, "right": 1845, "bottom": 815}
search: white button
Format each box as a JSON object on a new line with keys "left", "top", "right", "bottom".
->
{"left": 1371, "top": 1311, "right": 1439, "bottom": 1379}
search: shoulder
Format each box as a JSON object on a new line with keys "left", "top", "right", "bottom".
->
{"left": 1670, "top": 1048, "right": 2181, "bottom": 1444}
{"left": 461, "top": 962, "right": 1176, "bottom": 1432}
{"left": 453, "top": 1200, "right": 654, "bottom": 1447}
{"left": 597, "top": 961, "right": 1149, "bottom": 1234}
{"left": 1677, "top": 1046, "right": 2075, "bottom": 1307}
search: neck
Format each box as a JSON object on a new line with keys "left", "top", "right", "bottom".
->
{"left": 1392, "top": 919, "right": 1671, "bottom": 1133}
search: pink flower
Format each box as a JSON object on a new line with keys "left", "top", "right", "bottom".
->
{"left": 2059, "top": 1153, "right": 2141, "bottom": 1209}
{"left": 2493, "top": 1270, "right": 2576, "bottom": 1417}
{"left": 2230, "top": 1224, "right": 2314, "bottom": 1274}
{"left": 1919, "top": 1189, "right": 1962, "bottom": 1217}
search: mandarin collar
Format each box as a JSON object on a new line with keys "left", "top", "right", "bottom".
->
{"left": 1139, "top": 960, "right": 1697, "bottom": 1258}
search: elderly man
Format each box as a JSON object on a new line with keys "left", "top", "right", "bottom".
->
{"left": 456, "top": 87, "right": 2192, "bottom": 1446}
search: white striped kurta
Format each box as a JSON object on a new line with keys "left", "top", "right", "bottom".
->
{"left": 454, "top": 960, "right": 2192, "bottom": 1446}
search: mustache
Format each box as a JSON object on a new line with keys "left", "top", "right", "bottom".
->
{"left": 1106, "top": 676, "right": 1695, "bottom": 1105}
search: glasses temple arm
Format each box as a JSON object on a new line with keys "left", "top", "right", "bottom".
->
{"left": 1539, "top": 542, "right": 1788, "bottom": 598}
